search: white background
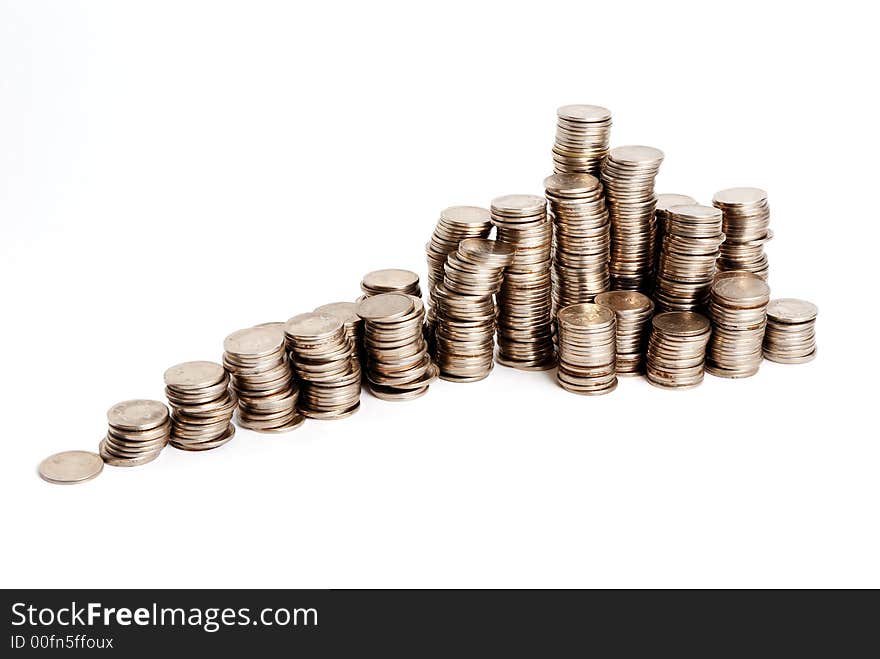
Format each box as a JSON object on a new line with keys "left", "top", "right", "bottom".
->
{"left": 1, "top": 0, "right": 877, "bottom": 588}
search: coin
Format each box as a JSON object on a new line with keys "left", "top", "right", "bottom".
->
{"left": 107, "top": 399, "right": 169, "bottom": 431}
{"left": 763, "top": 297, "right": 818, "bottom": 364}
{"left": 164, "top": 361, "right": 236, "bottom": 450}
{"left": 553, "top": 104, "right": 612, "bottom": 176}
{"left": 361, "top": 269, "right": 422, "bottom": 297}
{"left": 712, "top": 187, "right": 771, "bottom": 281}
{"left": 646, "top": 311, "right": 712, "bottom": 388}
{"left": 38, "top": 450, "right": 104, "bottom": 485}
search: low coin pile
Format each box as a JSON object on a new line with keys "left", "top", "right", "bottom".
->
{"left": 491, "top": 194, "right": 555, "bottom": 370}
{"left": 646, "top": 311, "right": 712, "bottom": 389}
{"left": 713, "top": 187, "right": 771, "bottom": 280}
{"left": 314, "top": 301, "right": 365, "bottom": 373}
{"left": 552, "top": 104, "right": 612, "bottom": 176}
{"left": 99, "top": 399, "right": 170, "bottom": 466}
{"left": 545, "top": 173, "right": 610, "bottom": 309}
{"left": 164, "top": 361, "right": 236, "bottom": 451}
{"left": 706, "top": 272, "right": 770, "bottom": 378}
{"left": 223, "top": 326, "right": 304, "bottom": 433}
{"left": 556, "top": 303, "right": 617, "bottom": 395}
{"left": 285, "top": 313, "right": 361, "bottom": 419}
{"left": 356, "top": 293, "right": 437, "bottom": 401}
{"left": 654, "top": 193, "right": 697, "bottom": 280}
{"left": 601, "top": 146, "right": 665, "bottom": 292}
{"left": 594, "top": 290, "right": 654, "bottom": 375}
{"left": 361, "top": 269, "right": 422, "bottom": 298}
{"left": 763, "top": 298, "right": 818, "bottom": 364}
{"left": 655, "top": 204, "right": 725, "bottom": 312}
{"left": 435, "top": 237, "right": 514, "bottom": 382}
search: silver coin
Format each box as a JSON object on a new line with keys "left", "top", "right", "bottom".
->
{"left": 38, "top": 450, "right": 104, "bottom": 485}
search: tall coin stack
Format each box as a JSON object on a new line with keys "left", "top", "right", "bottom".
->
{"left": 655, "top": 204, "right": 725, "bottom": 312}
{"left": 223, "top": 326, "right": 304, "bottom": 433}
{"left": 556, "top": 303, "right": 617, "bottom": 395}
{"left": 356, "top": 293, "right": 437, "bottom": 401}
{"left": 491, "top": 194, "right": 555, "bottom": 370}
{"left": 646, "top": 311, "right": 712, "bottom": 389}
{"left": 654, "top": 193, "right": 697, "bottom": 281}
{"left": 706, "top": 273, "right": 770, "bottom": 378}
{"left": 435, "top": 237, "right": 515, "bottom": 382}
{"left": 360, "top": 269, "right": 422, "bottom": 298}
{"left": 763, "top": 298, "right": 818, "bottom": 364}
{"left": 594, "top": 291, "right": 654, "bottom": 375}
{"left": 712, "top": 187, "right": 772, "bottom": 281}
{"left": 601, "top": 146, "right": 665, "bottom": 291}
{"left": 164, "top": 361, "right": 236, "bottom": 451}
{"left": 552, "top": 104, "right": 612, "bottom": 176}
{"left": 544, "top": 173, "right": 611, "bottom": 309}
{"left": 314, "top": 301, "right": 365, "bottom": 373}
{"left": 99, "top": 399, "right": 170, "bottom": 467}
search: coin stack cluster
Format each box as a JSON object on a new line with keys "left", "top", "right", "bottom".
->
{"left": 601, "top": 146, "right": 665, "bottom": 292}
{"left": 314, "top": 301, "right": 365, "bottom": 373}
{"left": 646, "top": 311, "right": 712, "bottom": 389}
{"left": 99, "top": 399, "right": 170, "bottom": 466}
{"left": 654, "top": 193, "right": 697, "bottom": 279}
{"left": 491, "top": 194, "right": 555, "bottom": 370}
{"left": 763, "top": 298, "right": 818, "bottom": 364}
{"left": 552, "top": 104, "right": 612, "bottom": 176}
{"left": 556, "top": 303, "right": 617, "bottom": 395}
{"left": 655, "top": 204, "right": 725, "bottom": 312}
{"left": 163, "top": 361, "right": 236, "bottom": 451}
{"left": 434, "top": 237, "right": 515, "bottom": 382}
{"left": 223, "top": 326, "right": 304, "bottom": 433}
{"left": 360, "top": 269, "right": 422, "bottom": 299}
{"left": 595, "top": 290, "right": 654, "bottom": 375}
{"left": 713, "top": 187, "right": 771, "bottom": 280}
{"left": 545, "top": 173, "right": 611, "bottom": 309}
{"left": 706, "top": 273, "right": 770, "bottom": 378}
{"left": 356, "top": 293, "right": 437, "bottom": 401}
{"left": 284, "top": 313, "right": 361, "bottom": 419}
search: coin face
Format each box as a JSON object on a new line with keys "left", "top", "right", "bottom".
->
{"left": 594, "top": 290, "right": 652, "bottom": 312}
{"left": 609, "top": 145, "right": 664, "bottom": 165}
{"left": 767, "top": 298, "right": 818, "bottom": 323}
{"left": 712, "top": 187, "right": 767, "bottom": 206}
{"left": 362, "top": 269, "right": 420, "bottom": 291}
{"left": 38, "top": 450, "right": 104, "bottom": 484}
{"left": 652, "top": 311, "right": 711, "bottom": 335}
{"left": 457, "top": 238, "right": 515, "bottom": 259}
{"left": 356, "top": 293, "right": 414, "bottom": 321}
{"left": 490, "top": 194, "right": 546, "bottom": 215}
{"left": 107, "top": 399, "right": 169, "bottom": 430}
{"left": 314, "top": 302, "right": 360, "bottom": 325}
{"left": 440, "top": 206, "right": 492, "bottom": 224}
{"left": 656, "top": 194, "right": 697, "bottom": 212}
{"left": 223, "top": 326, "right": 285, "bottom": 357}
{"left": 164, "top": 361, "right": 225, "bottom": 389}
{"left": 672, "top": 204, "right": 722, "bottom": 221}
{"left": 558, "top": 302, "right": 615, "bottom": 327}
{"left": 543, "top": 173, "right": 601, "bottom": 195}
{"left": 285, "top": 312, "right": 343, "bottom": 340}
{"left": 557, "top": 104, "right": 612, "bottom": 122}
{"left": 713, "top": 275, "right": 770, "bottom": 303}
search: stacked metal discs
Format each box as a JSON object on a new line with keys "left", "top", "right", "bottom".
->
{"left": 544, "top": 173, "right": 610, "bottom": 308}
{"left": 434, "top": 238, "right": 515, "bottom": 382}
{"left": 556, "top": 303, "right": 617, "bottom": 395}
{"left": 491, "top": 194, "right": 555, "bottom": 370}
{"left": 314, "top": 301, "right": 365, "bottom": 373}
{"left": 552, "top": 104, "right": 612, "bottom": 176}
{"left": 285, "top": 313, "right": 361, "bottom": 419}
{"left": 361, "top": 269, "right": 422, "bottom": 298}
{"left": 712, "top": 187, "right": 771, "bottom": 280}
{"left": 706, "top": 273, "right": 770, "bottom": 378}
{"left": 655, "top": 204, "right": 725, "bottom": 312}
{"left": 223, "top": 326, "right": 304, "bottom": 433}
{"left": 601, "top": 146, "right": 665, "bottom": 291}
{"left": 594, "top": 290, "right": 654, "bottom": 375}
{"left": 763, "top": 298, "right": 818, "bottom": 364}
{"left": 646, "top": 312, "right": 712, "bottom": 389}
{"left": 654, "top": 193, "right": 697, "bottom": 280}
{"left": 99, "top": 399, "right": 170, "bottom": 466}
{"left": 163, "top": 361, "right": 236, "bottom": 450}
{"left": 356, "top": 293, "right": 437, "bottom": 401}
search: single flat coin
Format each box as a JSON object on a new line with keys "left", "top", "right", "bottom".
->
{"left": 356, "top": 293, "right": 414, "bottom": 321}
{"left": 440, "top": 206, "right": 492, "bottom": 224}
{"left": 652, "top": 311, "right": 711, "bottom": 336}
{"left": 556, "top": 104, "right": 612, "bottom": 122}
{"left": 656, "top": 193, "right": 698, "bottom": 212}
{"left": 164, "top": 361, "right": 226, "bottom": 389}
{"left": 457, "top": 238, "right": 515, "bottom": 260}
{"left": 594, "top": 290, "right": 653, "bottom": 313}
{"left": 557, "top": 302, "right": 615, "bottom": 328}
{"left": 767, "top": 298, "right": 818, "bottom": 323}
{"left": 285, "top": 312, "right": 343, "bottom": 341}
{"left": 362, "top": 269, "right": 420, "bottom": 291}
{"left": 713, "top": 275, "right": 770, "bottom": 305}
{"left": 609, "top": 145, "right": 664, "bottom": 165}
{"left": 490, "top": 194, "right": 546, "bottom": 215}
{"left": 712, "top": 187, "right": 768, "bottom": 206}
{"left": 223, "top": 326, "right": 285, "bottom": 358}
{"left": 314, "top": 302, "right": 361, "bottom": 325}
{"left": 543, "top": 173, "right": 601, "bottom": 195}
{"left": 107, "top": 399, "right": 169, "bottom": 431}
{"left": 38, "top": 450, "right": 103, "bottom": 485}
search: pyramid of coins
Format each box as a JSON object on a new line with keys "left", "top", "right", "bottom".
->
{"left": 38, "top": 104, "right": 819, "bottom": 484}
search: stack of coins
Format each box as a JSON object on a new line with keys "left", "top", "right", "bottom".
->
{"left": 99, "top": 399, "right": 170, "bottom": 466}
{"left": 163, "top": 361, "right": 236, "bottom": 451}
{"left": 491, "top": 194, "right": 555, "bottom": 370}
{"left": 435, "top": 237, "right": 515, "bottom": 382}
{"left": 712, "top": 187, "right": 772, "bottom": 280}
{"left": 360, "top": 269, "right": 422, "bottom": 298}
{"left": 763, "top": 298, "right": 818, "bottom": 364}
{"left": 545, "top": 173, "right": 611, "bottom": 309}
{"left": 285, "top": 313, "right": 361, "bottom": 419}
{"left": 552, "top": 104, "right": 612, "bottom": 176}
{"left": 223, "top": 326, "right": 304, "bottom": 433}
{"left": 646, "top": 312, "right": 712, "bottom": 389}
{"left": 555, "top": 303, "right": 617, "bottom": 395}
{"left": 601, "top": 146, "right": 665, "bottom": 291}
{"left": 594, "top": 290, "right": 654, "bottom": 375}
{"left": 654, "top": 193, "right": 697, "bottom": 280}
{"left": 356, "top": 293, "right": 437, "bottom": 401}
{"left": 314, "top": 301, "right": 365, "bottom": 374}
{"left": 655, "top": 204, "right": 725, "bottom": 312}
{"left": 706, "top": 273, "right": 770, "bottom": 378}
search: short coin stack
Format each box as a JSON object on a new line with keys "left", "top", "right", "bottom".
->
{"left": 552, "top": 104, "right": 612, "bottom": 176}
{"left": 99, "top": 399, "right": 170, "bottom": 466}
{"left": 223, "top": 326, "right": 304, "bottom": 433}
{"left": 435, "top": 237, "right": 515, "bottom": 382}
{"left": 654, "top": 193, "right": 697, "bottom": 280}
{"left": 594, "top": 290, "right": 654, "bottom": 375}
{"left": 314, "top": 301, "right": 365, "bottom": 373}
{"left": 164, "top": 361, "right": 236, "bottom": 450}
{"left": 356, "top": 293, "right": 437, "bottom": 401}
{"left": 491, "top": 194, "right": 555, "bottom": 370}
{"left": 555, "top": 303, "right": 617, "bottom": 395}
{"left": 646, "top": 312, "right": 712, "bottom": 389}
{"left": 285, "top": 313, "right": 361, "bottom": 419}
{"left": 706, "top": 273, "right": 770, "bottom": 378}
{"left": 763, "top": 298, "right": 818, "bottom": 364}
{"left": 655, "top": 204, "right": 725, "bottom": 312}
{"left": 544, "top": 173, "right": 610, "bottom": 309}
{"left": 361, "top": 269, "right": 422, "bottom": 298}
{"left": 601, "top": 146, "right": 665, "bottom": 292}
{"left": 712, "top": 187, "right": 771, "bottom": 281}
